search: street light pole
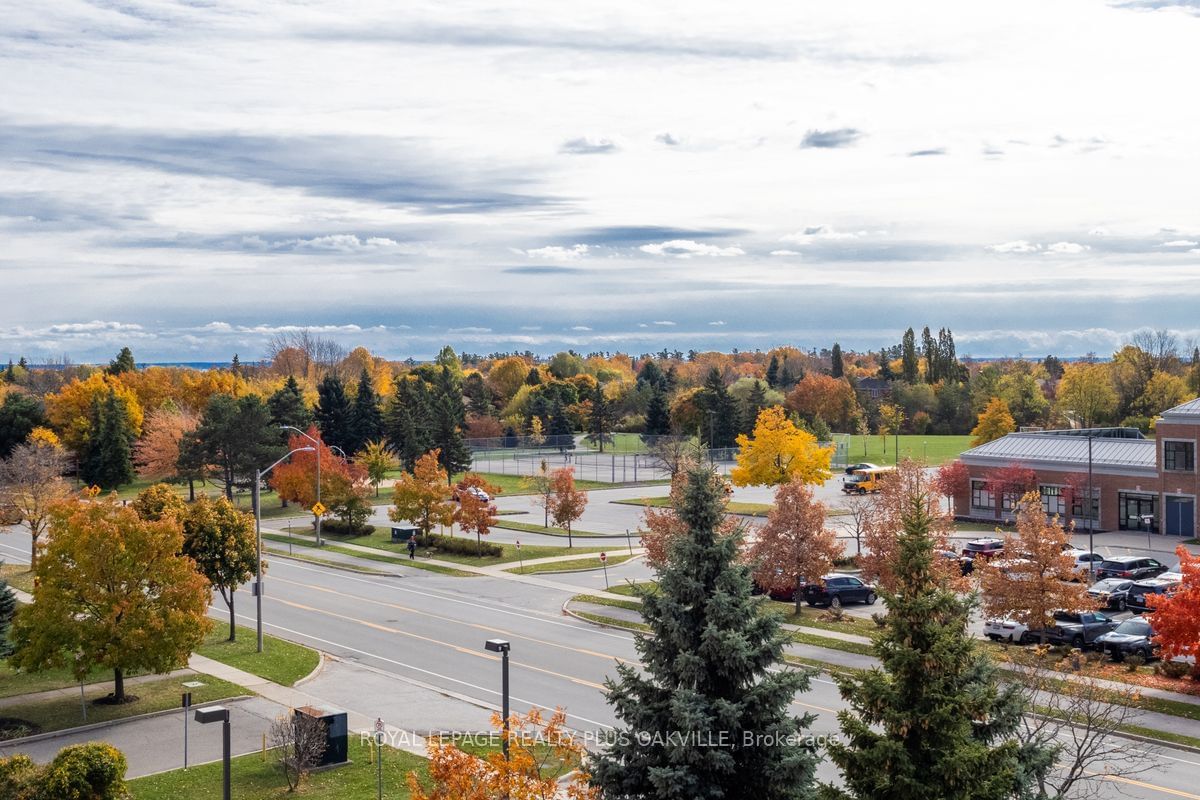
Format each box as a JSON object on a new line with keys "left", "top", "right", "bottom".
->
{"left": 254, "top": 446, "right": 314, "bottom": 653}
{"left": 485, "top": 639, "right": 511, "bottom": 760}
{"left": 281, "top": 426, "right": 324, "bottom": 547}
{"left": 1087, "top": 433, "right": 1095, "bottom": 579}
{"left": 194, "top": 706, "right": 231, "bottom": 800}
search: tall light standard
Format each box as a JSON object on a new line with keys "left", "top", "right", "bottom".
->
{"left": 281, "top": 426, "right": 325, "bottom": 547}
{"left": 484, "top": 639, "right": 511, "bottom": 759}
{"left": 1086, "top": 432, "right": 1095, "bottom": 578}
{"left": 254, "top": 446, "right": 314, "bottom": 653}
{"left": 194, "top": 706, "right": 231, "bottom": 800}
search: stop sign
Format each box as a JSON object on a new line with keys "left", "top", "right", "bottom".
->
{"left": 599, "top": 552, "right": 607, "bottom": 563}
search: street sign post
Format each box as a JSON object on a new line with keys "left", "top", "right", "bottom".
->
{"left": 516, "top": 540, "right": 523, "bottom": 572}
{"left": 600, "top": 551, "right": 608, "bottom": 588}
{"left": 311, "top": 501, "right": 327, "bottom": 517}
{"left": 182, "top": 691, "right": 192, "bottom": 768}
{"left": 374, "top": 718, "right": 384, "bottom": 800}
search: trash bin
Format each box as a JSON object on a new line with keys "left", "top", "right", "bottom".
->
{"left": 295, "top": 706, "right": 348, "bottom": 766}
{"left": 391, "top": 525, "right": 418, "bottom": 543}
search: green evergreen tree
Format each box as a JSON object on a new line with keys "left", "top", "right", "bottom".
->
{"left": 831, "top": 343, "right": 844, "bottom": 378}
{"left": 741, "top": 379, "right": 769, "bottom": 436}
{"left": 186, "top": 394, "right": 284, "bottom": 500}
{"left": 525, "top": 366, "right": 542, "bottom": 386}
{"left": 585, "top": 382, "right": 617, "bottom": 452}
{"left": 921, "top": 326, "right": 936, "bottom": 384}
{"left": 433, "top": 395, "right": 471, "bottom": 479}
{"left": 3, "top": 360, "right": 13, "bottom": 383}
{"left": 267, "top": 375, "right": 312, "bottom": 431}
{"left": 231, "top": 353, "right": 242, "bottom": 376}
{"left": 822, "top": 488, "right": 1045, "bottom": 800}
{"left": 314, "top": 374, "right": 352, "bottom": 452}
{"left": 0, "top": 571, "right": 16, "bottom": 658}
{"left": 699, "top": 368, "right": 739, "bottom": 449}
{"left": 591, "top": 467, "right": 820, "bottom": 799}
{"left": 766, "top": 354, "right": 780, "bottom": 388}
{"left": 106, "top": 346, "right": 136, "bottom": 376}
{"left": 0, "top": 393, "right": 47, "bottom": 458}
{"left": 81, "top": 390, "right": 135, "bottom": 489}
{"left": 348, "top": 368, "right": 384, "bottom": 453}
{"left": 547, "top": 398, "right": 574, "bottom": 449}
{"left": 644, "top": 387, "right": 672, "bottom": 436}
{"left": 901, "top": 328, "right": 919, "bottom": 383}
{"left": 463, "top": 372, "right": 494, "bottom": 418}
{"left": 385, "top": 378, "right": 434, "bottom": 470}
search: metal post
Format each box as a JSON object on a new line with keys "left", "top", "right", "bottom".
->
{"left": 501, "top": 649, "right": 510, "bottom": 761}
{"left": 79, "top": 681, "right": 86, "bottom": 722}
{"left": 1087, "top": 435, "right": 1094, "bottom": 578}
{"left": 376, "top": 732, "right": 383, "bottom": 800}
{"left": 315, "top": 442, "right": 323, "bottom": 547}
{"left": 183, "top": 693, "right": 190, "bottom": 768}
{"left": 626, "top": 528, "right": 633, "bottom": 555}
{"left": 254, "top": 468, "right": 264, "bottom": 653}
{"left": 222, "top": 716, "right": 231, "bottom": 800}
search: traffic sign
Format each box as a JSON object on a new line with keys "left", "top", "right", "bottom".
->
{"left": 599, "top": 552, "right": 607, "bottom": 563}
{"left": 515, "top": 540, "right": 521, "bottom": 549}
{"left": 311, "top": 502, "right": 327, "bottom": 516}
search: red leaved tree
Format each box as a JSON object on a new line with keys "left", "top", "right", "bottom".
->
{"left": 1148, "top": 544, "right": 1200, "bottom": 676}
{"left": 270, "top": 426, "right": 369, "bottom": 531}
{"left": 933, "top": 459, "right": 970, "bottom": 514}
{"left": 745, "top": 478, "right": 841, "bottom": 614}
{"left": 983, "top": 463, "right": 1038, "bottom": 517}
{"left": 546, "top": 467, "right": 588, "bottom": 548}
{"left": 454, "top": 473, "right": 502, "bottom": 555}
{"left": 640, "top": 468, "right": 737, "bottom": 569}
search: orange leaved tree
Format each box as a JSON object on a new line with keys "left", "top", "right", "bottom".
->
{"left": 978, "top": 491, "right": 1094, "bottom": 644}
{"left": 745, "top": 478, "right": 841, "bottom": 614}
{"left": 408, "top": 707, "right": 598, "bottom": 800}
{"left": 546, "top": 467, "right": 588, "bottom": 548}
{"left": 1148, "top": 544, "right": 1200, "bottom": 673}
{"left": 454, "top": 473, "right": 502, "bottom": 555}
{"left": 641, "top": 468, "right": 737, "bottom": 569}
{"left": 390, "top": 450, "right": 454, "bottom": 539}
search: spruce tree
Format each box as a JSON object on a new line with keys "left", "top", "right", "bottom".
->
{"left": 349, "top": 368, "right": 384, "bottom": 454}
{"left": 644, "top": 387, "right": 672, "bottom": 436}
{"left": 901, "top": 328, "right": 919, "bottom": 383}
{"left": 591, "top": 467, "right": 820, "bottom": 799}
{"left": 586, "top": 382, "right": 617, "bottom": 452}
{"left": 0, "top": 572, "right": 16, "bottom": 658}
{"left": 106, "top": 346, "right": 135, "bottom": 376}
{"left": 831, "top": 343, "right": 844, "bottom": 378}
{"left": 699, "top": 368, "right": 739, "bottom": 449}
{"left": 822, "top": 489, "right": 1044, "bottom": 800}
{"left": 385, "top": 378, "right": 435, "bottom": 470}
{"left": 268, "top": 375, "right": 312, "bottom": 431}
{"left": 743, "top": 379, "right": 768, "bottom": 435}
{"left": 314, "top": 374, "right": 352, "bottom": 452}
{"left": 433, "top": 395, "right": 472, "bottom": 478}
{"left": 766, "top": 354, "right": 780, "bottom": 388}
{"left": 548, "top": 399, "right": 574, "bottom": 449}
{"left": 81, "top": 390, "right": 135, "bottom": 489}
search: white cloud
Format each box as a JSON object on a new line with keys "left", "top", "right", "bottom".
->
{"left": 709, "top": 321, "right": 726, "bottom": 326}
{"left": 639, "top": 239, "right": 745, "bottom": 258}
{"left": 570, "top": 325, "right": 592, "bottom": 331}
{"left": 652, "top": 320, "right": 676, "bottom": 326}
{"left": 287, "top": 234, "right": 402, "bottom": 253}
{"left": 780, "top": 226, "right": 861, "bottom": 245}
{"left": 47, "top": 320, "right": 144, "bottom": 333}
{"left": 448, "top": 326, "right": 491, "bottom": 333}
{"left": 520, "top": 244, "right": 589, "bottom": 260}
{"left": 1161, "top": 240, "right": 1199, "bottom": 248}
{"left": 770, "top": 249, "right": 802, "bottom": 256}
{"left": 1045, "top": 241, "right": 1090, "bottom": 254}
{"left": 988, "top": 240, "right": 1041, "bottom": 254}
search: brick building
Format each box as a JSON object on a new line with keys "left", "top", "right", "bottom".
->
{"left": 952, "top": 398, "right": 1200, "bottom": 537}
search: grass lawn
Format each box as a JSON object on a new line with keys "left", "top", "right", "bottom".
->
{"left": 129, "top": 736, "right": 428, "bottom": 800}
{"left": 613, "top": 497, "right": 774, "bottom": 517}
{"left": 196, "top": 622, "right": 320, "bottom": 687}
{"left": 839, "top": 434, "right": 972, "bottom": 466}
{"left": 0, "top": 673, "right": 247, "bottom": 741}
{"left": 570, "top": 593, "right": 642, "bottom": 612}
{"left": 505, "top": 553, "right": 635, "bottom": 575}
{"left": 0, "top": 562, "right": 34, "bottom": 594}
{"left": 314, "top": 528, "right": 605, "bottom": 567}
{"left": 765, "top": 601, "right": 880, "bottom": 636}
{"left": 608, "top": 581, "right": 657, "bottom": 597}
{"left": 262, "top": 533, "right": 476, "bottom": 577}
{"left": 492, "top": 519, "right": 617, "bottom": 539}
{"left": 0, "top": 660, "right": 121, "bottom": 700}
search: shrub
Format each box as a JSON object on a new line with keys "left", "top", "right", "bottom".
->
{"left": 1125, "top": 654, "right": 1145, "bottom": 673}
{"left": 833, "top": 555, "right": 859, "bottom": 569}
{"left": 33, "top": 743, "right": 128, "bottom": 800}
{"left": 870, "top": 612, "right": 888, "bottom": 628}
{"left": 319, "top": 519, "right": 376, "bottom": 537}
{"left": 819, "top": 606, "right": 846, "bottom": 623}
{"left": 1155, "top": 659, "right": 1191, "bottom": 680}
{"left": 415, "top": 533, "right": 502, "bottom": 557}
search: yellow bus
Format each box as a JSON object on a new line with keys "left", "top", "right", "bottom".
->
{"left": 841, "top": 466, "right": 895, "bottom": 494}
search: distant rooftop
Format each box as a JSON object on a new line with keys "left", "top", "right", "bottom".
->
{"left": 1161, "top": 398, "right": 1200, "bottom": 421}
{"left": 961, "top": 431, "right": 1157, "bottom": 473}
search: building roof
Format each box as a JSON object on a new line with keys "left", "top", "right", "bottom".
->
{"left": 960, "top": 432, "right": 1157, "bottom": 474}
{"left": 1160, "top": 398, "right": 1200, "bottom": 421}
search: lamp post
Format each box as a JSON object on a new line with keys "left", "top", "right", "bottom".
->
{"left": 1086, "top": 432, "right": 1095, "bottom": 579}
{"left": 281, "top": 426, "right": 324, "bottom": 546}
{"left": 485, "top": 639, "right": 511, "bottom": 760}
{"left": 254, "top": 446, "right": 315, "bottom": 653}
{"left": 194, "top": 705, "right": 231, "bottom": 800}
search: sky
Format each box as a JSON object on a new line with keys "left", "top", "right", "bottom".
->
{"left": 3, "top": 0, "right": 1200, "bottom": 363}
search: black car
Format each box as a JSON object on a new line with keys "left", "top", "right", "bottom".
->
{"left": 1094, "top": 617, "right": 1157, "bottom": 662}
{"left": 1027, "top": 610, "right": 1117, "bottom": 649}
{"left": 803, "top": 574, "right": 877, "bottom": 608}
{"left": 1126, "top": 578, "right": 1180, "bottom": 614}
{"left": 1085, "top": 578, "right": 1135, "bottom": 612}
{"left": 938, "top": 550, "right": 974, "bottom": 576}
{"left": 844, "top": 462, "right": 880, "bottom": 475}
{"left": 1095, "top": 556, "right": 1167, "bottom": 581}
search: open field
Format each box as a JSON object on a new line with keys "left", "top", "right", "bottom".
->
{"left": 837, "top": 434, "right": 972, "bottom": 466}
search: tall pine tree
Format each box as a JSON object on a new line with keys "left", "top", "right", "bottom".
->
{"left": 830, "top": 343, "right": 844, "bottom": 378}
{"left": 0, "top": 573, "right": 16, "bottom": 657}
{"left": 81, "top": 390, "right": 135, "bottom": 489}
{"left": 314, "top": 374, "right": 352, "bottom": 452}
{"left": 385, "top": 377, "right": 434, "bottom": 470}
{"left": 349, "top": 368, "right": 384, "bottom": 454}
{"left": 822, "top": 484, "right": 1046, "bottom": 800}
{"left": 699, "top": 368, "right": 739, "bottom": 449}
{"left": 644, "top": 387, "right": 672, "bottom": 436}
{"left": 901, "top": 327, "right": 919, "bottom": 383}
{"left": 591, "top": 466, "right": 820, "bottom": 799}
{"left": 766, "top": 354, "right": 780, "bottom": 388}
{"left": 268, "top": 375, "right": 312, "bottom": 431}
{"left": 586, "top": 382, "right": 617, "bottom": 452}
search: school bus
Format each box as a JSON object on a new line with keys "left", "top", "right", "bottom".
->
{"left": 841, "top": 466, "right": 895, "bottom": 494}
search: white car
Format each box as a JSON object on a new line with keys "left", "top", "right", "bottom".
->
{"left": 984, "top": 618, "right": 1030, "bottom": 643}
{"left": 1063, "top": 549, "right": 1105, "bottom": 580}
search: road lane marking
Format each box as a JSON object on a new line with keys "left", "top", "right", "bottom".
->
{"left": 1094, "top": 773, "right": 1200, "bottom": 799}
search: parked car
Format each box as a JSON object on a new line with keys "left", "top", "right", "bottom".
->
{"left": 1094, "top": 617, "right": 1157, "bottom": 662}
{"left": 1095, "top": 556, "right": 1167, "bottom": 581}
{"left": 1064, "top": 549, "right": 1105, "bottom": 576}
{"left": 984, "top": 618, "right": 1029, "bottom": 643}
{"left": 938, "top": 549, "right": 974, "bottom": 575}
{"left": 844, "top": 462, "right": 880, "bottom": 475}
{"left": 803, "top": 574, "right": 877, "bottom": 608}
{"left": 962, "top": 538, "right": 1005, "bottom": 561}
{"left": 1086, "top": 578, "right": 1135, "bottom": 611}
{"left": 1126, "top": 577, "right": 1181, "bottom": 614}
{"left": 452, "top": 485, "right": 491, "bottom": 503}
{"left": 1029, "top": 610, "right": 1118, "bottom": 648}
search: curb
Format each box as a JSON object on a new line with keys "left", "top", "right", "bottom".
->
{"left": 293, "top": 653, "right": 327, "bottom": 688}
{"left": 0, "top": 695, "right": 253, "bottom": 748}
{"left": 507, "top": 554, "right": 645, "bottom": 576}
{"left": 264, "top": 548, "right": 400, "bottom": 577}
{"left": 561, "top": 599, "right": 648, "bottom": 634}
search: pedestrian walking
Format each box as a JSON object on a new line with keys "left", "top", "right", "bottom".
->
{"left": 407, "top": 536, "right": 416, "bottom": 560}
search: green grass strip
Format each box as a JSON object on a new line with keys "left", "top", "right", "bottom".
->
{"left": 196, "top": 622, "right": 320, "bottom": 687}
{"left": 262, "top": 533, "right": 477, "bottom": 577}
{"left": 570, "top": 594, "right": 643, "bottom": 612}
{"left": 505, "top": 554, "right": 635, "bottom": 575}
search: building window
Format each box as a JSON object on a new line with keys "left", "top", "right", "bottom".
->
{"left": 1040, "top": 485, "right": 1065, "bottom": 516}
{"left": 970, "top": 479, "right": 994, "bottom": 511}
{"left": 1071, "top": 488, "right": 1099, "bottom": 521}
{"left": 1164, "top": 440, "right": 1195, "bottom": 472}
{"left": 1118, "top": 492, "right": 1158, "bottom": 532}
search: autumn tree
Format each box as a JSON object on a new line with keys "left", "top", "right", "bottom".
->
{"left": 546, "top": 467, "right": 588, "bottom": 548}
{"left": 409, "top": 707, "right": 598, "bottom": 800}
{"left": 131, "top": 482, "right": 187, "bottom": 522}
{"left": 591, "top": 466, "right": 819, "bottom": 798}
{"left": 983, "top": 463, "right": 1038, "bottom": 515}
{"left": 390, "top": 450, "right": 454, "bottom": 538}
{"left": 971, "top": 396, "right": 1016, "bottom": 446}
{"left": 186, "top": 393, "right": 283, "bottom": 500}
{"left": 0, "top": 439, "right": 70, "bottom": 569}
{"left": 80, "top": 389, "right": 136, "bottom": 490}
{"left": 978, "top": 492, "right": 1093, "bottom": 643}
{"left": 134, "top": 407, "right": 201, "bottom": 499}
{"left": 785, "top": 373, "right": 859, "bottom": 431}
{"left": 454, "top": 473, "right": 502, "bottom": 555}
{"left": 746, "top": 478, "right": 842, "bottom": 614}
{"left": 933, "top": 459, "right": 970, "bottom": 514}
{"left": 1148, "top": 544, "right": 1200, "bottom": 671}
{"left": 269, "top": 712, "right": 328, "bottom": 793}
{"left": 271, "top": 427, "right": 370, "bottom": 529}
{"left": 1056, "top": 362, "right": 1117, "bottom": 428}
{"left": 44, "top": 372, "right": 144, "bottom": 457}
{"left": 731, "top": 405, "right": 833, "bottom": 487}
{"left": 11, "top": 495, "right": 212, "bottom": 702}
{"left": 355, "top": 439, "right": 398, "bottom": 496}
{"left": 877, "top": 402, "right": 905, "bottom": 458}
{"left": 835, "top": 494, "right": 872, "bottom": 556}
{"left": 181, "top": 496, "right": 258, "bottom": 642}
{"left": 858, "top": 460, "right": 959, "bottom": 593}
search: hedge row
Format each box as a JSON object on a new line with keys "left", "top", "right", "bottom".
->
{"left": 415, "top": 533, "right": 502, "bottom": 557}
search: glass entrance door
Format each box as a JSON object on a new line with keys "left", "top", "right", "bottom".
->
{"left": 1118, "top": 493, "right": 1158, "bottom": 532}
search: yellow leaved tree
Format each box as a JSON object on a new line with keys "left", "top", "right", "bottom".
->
{"left": 971, "top": 396, "right": 1017, "bottom": 446}
{"left": 730, "top": 406, "right": 832, "bottom": 487}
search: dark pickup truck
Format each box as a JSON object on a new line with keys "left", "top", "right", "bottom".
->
{"left": 1094, "top": 617, "right": 1157, "bottom": 662}
{"left": 1028, "top": 610, "right": 1118, "bottom": 649}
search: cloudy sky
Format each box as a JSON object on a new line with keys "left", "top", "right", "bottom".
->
{"left": 4, "top": 0, "right": 1200, "bottom": 363}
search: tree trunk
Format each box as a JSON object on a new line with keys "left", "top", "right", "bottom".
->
{"left": 188, "top": 478, "right": 195, "bottom": 502}
{"left": 476, "top": 529, "right": 482, "bottom": 556}
{"left": 228, "top": 593, "right": 236, "bottom": 642}
{"left": 567, "top": 523, "right": 573, "bottom": 549}
{"left": 113, "top": 667, "right": 125, "bottom": 703}
{"left": 29, "top": 531, "right": 37, "bottom": 571}
{"left": 794, "top": 572, "right": 804, "bottom": 616}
